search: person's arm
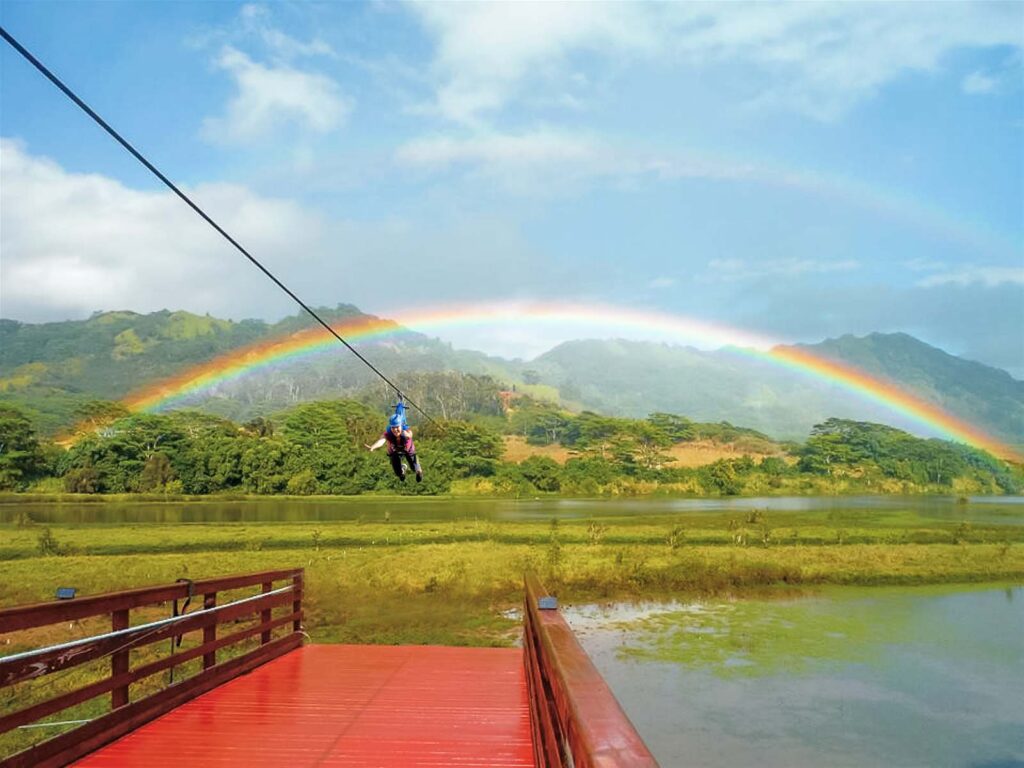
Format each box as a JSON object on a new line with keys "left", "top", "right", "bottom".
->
{"left": 366, "top": 437, "right": 386, "bottom": 451}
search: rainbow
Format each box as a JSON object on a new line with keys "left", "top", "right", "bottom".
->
{"left": 121, "top": 302, "right": 1019, "bottom": 460}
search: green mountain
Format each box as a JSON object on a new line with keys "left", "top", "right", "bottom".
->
{"left": 529, "top": 334, "right": 1023, "bottom": 446}
{"left": 791, "top": 333, "right": 1024, "bottom": 442}
{"left": 0, "top": 307, "right": 511, "bottom": 432}
{"left": 1, "top": 309, "right": 1020, "bottom": 452}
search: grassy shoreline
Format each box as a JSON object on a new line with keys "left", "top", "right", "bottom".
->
{"left": 4, "top": 507, "right": 1023, "bottom": 636}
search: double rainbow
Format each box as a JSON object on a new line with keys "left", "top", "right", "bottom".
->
{"left": 122, "top": 302, "right": 1019, "bottom": 460}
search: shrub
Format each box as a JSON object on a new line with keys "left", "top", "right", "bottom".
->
{"left": 287, "top": 469, "right": 319, "bottom": 496}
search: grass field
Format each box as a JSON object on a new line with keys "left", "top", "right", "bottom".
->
{"left": 4, "top": 504, "right": 1023, "bottom": 643}
{"left": 501, "top": 435, "right": 785, "bottom": 467}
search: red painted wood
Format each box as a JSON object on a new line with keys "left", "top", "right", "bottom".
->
{"left": 260, "top": 581, "right": 273, "bottom": 645}
{"left": 0, "top": 569, "right": 303, "bottom": 632}
{"left": 73, "top": 645, "right": 534, "bottom": 767}
{"left": 0, "top": 613, "right": 300, "bottom": 735}
{"left": 110, "top": 610, "right": 129, "bottom": 710}
{"left": 202, "top": 593, "right": 216, "bottom": 670}
{"left": 524, "top": 574, "right": 658, "bottom": 768}
{"left": 1, "top": 588, "right": 296, "bottom": 687}
{"left": 6, "top": 635, "right": 302, "bottom": 768}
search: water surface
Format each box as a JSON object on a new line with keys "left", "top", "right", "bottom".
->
{"left": 2, "top": 495, "right": 1021, "bottom": 525}
{"left": 564, "top": 585, "right": 1024, "bottom": 768}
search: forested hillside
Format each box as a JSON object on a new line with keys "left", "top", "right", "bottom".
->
{"left": 1, "top": 309, "right": 1020, "bottom": 451}
{"left": 0, "top": 308, "right": 515, "bottom": 433}
{"left": 528, "top": 335, "right": 1023, "bottom": 445}
{"left": 0, "top": 393, "right": 1018, "bottom": 498}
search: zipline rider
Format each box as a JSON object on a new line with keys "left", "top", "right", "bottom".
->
{"left": 367, "top": 405, "right": 423, "bottom": 483}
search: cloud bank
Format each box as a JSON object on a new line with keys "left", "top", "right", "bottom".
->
{"left": 0, "top": 139, "right": 324, "bottom": 320}
{"left": 407, "top": 1, "right": 1023, "bottom": 122}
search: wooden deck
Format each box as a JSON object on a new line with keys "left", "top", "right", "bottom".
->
{"left": 73, "top": 645, "right": 534, "bottom": 767}
{"left": 3, "top": 570, "right": 658, "bottom": 767}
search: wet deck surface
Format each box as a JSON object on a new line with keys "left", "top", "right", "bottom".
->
{"left": 74, "top": 644, "right": 535, "bottom": 767}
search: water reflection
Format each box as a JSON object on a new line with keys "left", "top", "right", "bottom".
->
{"left": 563, "top": 586, "right": 1024, "bottom": 768}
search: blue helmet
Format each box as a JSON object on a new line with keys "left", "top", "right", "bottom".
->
{"left": 390, "top": 399, "right": 408, "bottom": 430}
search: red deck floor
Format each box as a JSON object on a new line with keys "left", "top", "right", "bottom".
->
{"left": 74, "top": 645, "right": 535, "bottom": 767}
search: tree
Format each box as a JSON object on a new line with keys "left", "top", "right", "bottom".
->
{"left": 518, "top": 456, "right": 562, "bottom": 492}
{"left": 0, "top": 405, "right": 44, "bottom": 489}
{"left": 62, "top": 413, "right": 187, "bottom": 492}
{"left": 240, "top": 438, "right": 294, "bottom": 494}
{"left": 177, "top": 437, "right": 245, "bottom": 493}
{"left": 64, "top": 463, "right": 100, "bottom": 493}
{"left": 563, "top": 412, "right": 625, "bottom": 458}
{"left": 286, "top": 469, "right": 319, "bottom": 495}
{"left": 798, "top": 432, "right": 855, "bottom": 475}
{"left": 243, "top": 416, "right": 275, "bottom": 437}
{"left": 699, "top": 459, "right": 744, "bottom": 495}
{"left": 68, "top": 401, "right": 131, "bottom": 440}
{"left": 647, "top": 413, "right": 696, "bottom": 442}
{"left": 138, "top": 452, "right": 176, "bottom": 491}
{"left": 281, "top": 400, "right": 378, "bottom": 449}
{"left": 624, "top": 422, "right": 675, "bottom": 471}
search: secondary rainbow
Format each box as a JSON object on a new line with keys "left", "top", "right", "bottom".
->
{"left": 122, "top": 302, "right": 1019, "bottom": 460}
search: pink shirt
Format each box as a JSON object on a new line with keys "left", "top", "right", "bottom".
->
{"left": 383, "top": 429, "right": 415, "bottom": 454}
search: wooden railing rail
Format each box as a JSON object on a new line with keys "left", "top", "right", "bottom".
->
{"left": 0, "top": 568, "right": 303, "bottom": 632}
{"left": 0, "top": 568, "right": 304, "bottom": 768}
{"left": 523, "top": 573, "right": 659, "bottom": 768}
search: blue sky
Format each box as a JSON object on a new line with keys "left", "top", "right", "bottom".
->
{"left": 2, "top": 1, "right": 1022, "bottom": 372}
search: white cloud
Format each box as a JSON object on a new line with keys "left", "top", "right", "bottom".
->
{"left": 406, "top": 2, "right": 1023, "bottom": 122}
{"left": 962, "top": 70, "right": 998, "bottom": 95}
{"left": 238, "top": 4, "right": 336, "bottom": 59}
{"left": 202, "top": 47, "right": 350, "bottom": 144}
{"left": 917, "top": 265, "right": 1024, "bottom": 287}
{"left": 0, "top": 141, "right": 564, "bottom": 326}
{"left": 705, "top": 257, "right": 860, "bottom": 282}
{"left": 408, "top": 2, "right": 658, "bottom": 124}
{"left": 0, "top": 140, "right": 325, "bottom": 321}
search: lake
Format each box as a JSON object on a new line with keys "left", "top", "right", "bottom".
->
{"left": 565, "top": 585, "right": 1024, "bottom": 768}
{"left": 2, "top": 494, "right": 1022, "bottom": 525}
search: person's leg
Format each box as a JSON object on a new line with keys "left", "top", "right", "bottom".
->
{"left": 407, "top": 453, "right": 423, "bottom": 482}
{"left": 390, "top": 452, "right": 406, "bottom": 480}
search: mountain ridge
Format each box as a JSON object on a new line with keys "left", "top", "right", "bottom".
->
{"left": 1, "top": 308, "right": 1019, "bottom": 449}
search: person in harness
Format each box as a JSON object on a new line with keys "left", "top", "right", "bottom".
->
{"left": 367, "top": 401, "right": 422, "bottom": 482}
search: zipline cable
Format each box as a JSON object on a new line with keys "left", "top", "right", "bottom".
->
{"left": 0, "top": 26, "right": 441, "bottom": 429}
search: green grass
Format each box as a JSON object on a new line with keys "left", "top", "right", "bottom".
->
{"left": 4, "top": 509, "right": 1023, "bottom": 631}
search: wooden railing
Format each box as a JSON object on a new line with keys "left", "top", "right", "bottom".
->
{"left": 0, "top": 568, "right": 304, "bottom": 768}
{"left": 523, "top": 573, "right": 659, "bottom": 768}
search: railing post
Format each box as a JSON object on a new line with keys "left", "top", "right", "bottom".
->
{"left": 292, "top": 572, "right": 303, "bottom": 634}
{"left": 203, "top": 592, "right": 217, "bottom": 669}
{"left": 261, "top": 581, "right": 273, "bottom": 644}
{"left": 111, "top": 609, "right": 130, "bottom": 708}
